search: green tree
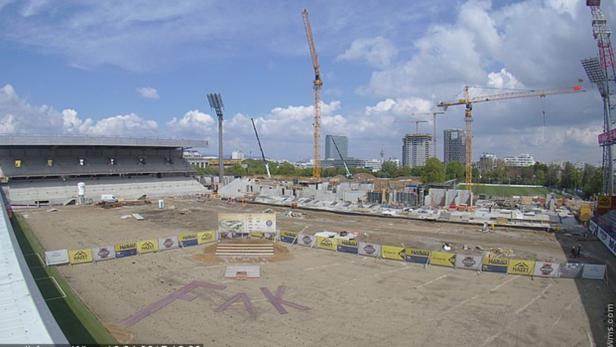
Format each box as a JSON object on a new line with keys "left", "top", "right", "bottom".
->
{"left": 445, "top": 161, "right": 465, "bottom": 181}
{"left": 379, "top": 161, "right": 398, "bottom": 178}
{"left": 545, "top": 164, "right": 561, "bottom": 187}
{"left": 560, "top": 162, "right": 580, "bottom": 189}
{"left": 421, "top": 158, "right": 446, "bottom": 183}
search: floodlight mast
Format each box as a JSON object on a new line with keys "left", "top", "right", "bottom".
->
{"left": 207, "top": 93, "right": 225, "bottom": 187}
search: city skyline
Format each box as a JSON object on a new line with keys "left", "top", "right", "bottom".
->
{"left": 0, "top": 1, "right": 614, "bottom": 164}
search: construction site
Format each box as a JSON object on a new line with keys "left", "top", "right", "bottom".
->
{"left": 1, "top": 1, "right": 616, "bottom": 347}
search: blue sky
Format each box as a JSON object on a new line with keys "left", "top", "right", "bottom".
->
{"left": 0, "top": 0, "right": 614, "bottom": 163}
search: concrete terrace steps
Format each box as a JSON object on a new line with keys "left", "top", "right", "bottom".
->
{"left": 215, "top": 242, "right": 274, "bottom": 257}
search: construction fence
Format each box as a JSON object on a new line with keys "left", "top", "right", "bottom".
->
{"left": 282, "top": 231, "right": 608, "bottom": 281}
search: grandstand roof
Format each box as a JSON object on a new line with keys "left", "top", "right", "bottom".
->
{"left": 0, "top": 135, "right": 207, "bottom": 148}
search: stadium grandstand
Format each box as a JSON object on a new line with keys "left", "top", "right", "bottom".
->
{"left": 0, "top": 135, "right": 209, "bottom": 204}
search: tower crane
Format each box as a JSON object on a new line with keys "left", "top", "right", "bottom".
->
{"left": 331, "top": 137, "right": 352, "bottom": 179}
{"left": 438, "top": 84, "right": 584, "bottom": 185}
{"left": 411, "top": 111, "right": 444, "bottom": 158}
{"left": 302, "top": 9, "right": 322, "bottom": 179}
{"left": 414, "top": 120, "right": 428, "bottom": 134}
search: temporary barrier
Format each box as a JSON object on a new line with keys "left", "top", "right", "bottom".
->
{"left": 179, "top": 233, "right": 199, "bottom": 247}
{"left": 280, "top": 231, "right": 297, "bottom": 244}
{"left": 316, "top": 236, "right": 337, "bottom": 251}
{"left": 158, "top": 236, "right": 179, "bottom": 251}
{"left": 336, "top": 239, "right": 359, "bottom": 254}
{"left": 92, "top": 246, "right": 116, "bottom": 262}
{"left": 430, "top": 251, "right": 455, "bottom": 268}
{"left": 559, "top": 262, "right": 584, "bottom": 278}
{"left": 455, "top": 254, "right": 482, "bottom": 271}
{"left": 358, "top": 242, "right": 381, "bottom": 257}
{"left": 533, "top": 261, "right": 560, "bottom": 278}
{"left": 250, "top": 231, "right": 265, "bottom": 239}
{"left": 114, "top": 241, "right": 138, "bottom": 258}
{"left": 581, "top": 264, "right": 606, "bottom": 280}
{"left": 45, "top": 249, "right": 69, "bottom": 266}
{"left": 405, "top": 248, "right": 431, "bottom": 264}
{"left": 481, "top": 254, "right": 509, "bottom": 273}
{"left": 197, "top": 231, "right": 216, "bottom": 244}
{"left": 596, "top": 225, "right": 616, "bottom": 256}
{"left": 297, "top": 233, "right": 315, "bottom": 247}
{"left": 381, "top": 245, "right": 405, "bottom": 261}
{"left": 137, "top": 239, "right": 159, "bottom": 254}
{"left": 68, "top": 248, "right": 93, "bottom": 265}
{"left": 507, "top": 259, "right": 535, "bottom": 276}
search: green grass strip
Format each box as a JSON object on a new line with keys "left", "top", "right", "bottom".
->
{"left": 12, "top": 215, "right": 117, "bottom": 344}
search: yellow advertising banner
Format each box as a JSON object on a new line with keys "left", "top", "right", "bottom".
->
{"left": 482, "top": 254, "right": 510, "bottom": 266}
{"left": 381, "top": 245, "right": 405, "bottom": 261}
{"left": 197, "top": 231, "right": 216, "bottom": 244}
{"left": 316, "top": 236, "right": 337, "bottom": 251}
{"left": 250, "top": 231, "right": 265, "bottom": 239}
{"left": 280, "top": 231, "right": 297, "bottom": 238}
{"left": 430, "top": 251, "right": 456, "bottom": 267}
{"left": 178, "top": 233, "right": 198, "bottom": 241}
{"left": 68, "top": 248, "right": 93, "bottom": 264}
{"left": 114, "top": 241, "right": 137, "bottom": 252}
{"left": 507, "top": 259, "right": 535, "bottom": 276}
{"left": 598, "top": 196, "right": 612, "bottom": 209}
{"left": 137, "top": 239, "right": 159, "bottom": 254}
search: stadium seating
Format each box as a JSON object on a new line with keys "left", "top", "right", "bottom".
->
{"left": 6, "top": 176, "right": 209, "bottom": 204}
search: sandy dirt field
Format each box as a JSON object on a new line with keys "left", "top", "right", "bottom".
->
{"left": 19, "top": 198, "right": 615, "bottom": 345}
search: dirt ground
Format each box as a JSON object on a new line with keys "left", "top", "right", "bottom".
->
{"left": 19, "top": 197, "right": 615, "bottom": 345}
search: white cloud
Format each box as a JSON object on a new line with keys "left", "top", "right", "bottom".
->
{"left": 337, "top": 36, "right": 398, "bottom": 67}
{"left": 486, "top": 68, "right": 523, "bottom": 89}
{"left": 0, "top": 84, "right": 159, "bottom": 136}
{"left": 167, "top": 110, "right": 215, "bottom": 135}
{"left": 136, "top": 87, "right": 159, "bottom": 99}
{"left": 365, "top": 97, "right": 432, "bottom": 116}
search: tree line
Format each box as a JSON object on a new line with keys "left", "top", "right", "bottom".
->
{"left": 194, "top": 158, "right": 603, "bottom": 197}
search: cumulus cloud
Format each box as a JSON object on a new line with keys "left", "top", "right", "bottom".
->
{"left": 487, "top": 68, "right": 524, "bottom": 89}
{"left": 337, "top": 36, "right": 398, "bottom": 67}
{"left": 136, "top": 87, "right": 159, "bottom": 99}
{"left": 0, "top": 84, "right": 159, "bottom": 136}
{"left": 167, "top": 110, "right": 215, "bottom": 135}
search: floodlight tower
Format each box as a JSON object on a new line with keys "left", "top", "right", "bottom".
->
{"left": 584, "top": 0, "right": 616, "bottom": 194}
{"left": 207, "top": 93, "right": 225, "bottom": 185}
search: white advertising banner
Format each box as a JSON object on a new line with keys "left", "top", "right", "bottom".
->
{"left": 297, "top": 233, "right": 315, "bottom": 247}
{"left": 218, "top": 213, "right": 277, "bottom": 235}
{"left": 92, "top": 246, "right": 116, "bottom": 261}
{"left": 454, "top": 254, "right": 483, "bottom": 271}
{"left": 358, "top": 242, "right": 381, "bottom": 257}
{"left": 44, "top": 249, "right": 69, "bottom": 266}
{"left": 533, "top": 261, "right": 560, "bottom": 278}
{"left": 158, "top": 236, "right": 179, "bottom": 251}
{"left": 559, "top": 262, "right": 584, "bottom": 278}
{"left": 581, "top": 264, "right": 606, "bottom": 280}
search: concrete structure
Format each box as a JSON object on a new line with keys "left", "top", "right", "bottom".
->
{"left": 324, "top": 135, "right": 348, "bottom": 160}
{"left": 402, "top": 134, "right": 432, "bottom": 167}
{"left": 504, "top": 153, "right": 535, "bottom": 167}
{"left": 0, "top": 135, "right": 209, "bottom": 204}
{"left": 364, "top": 159, "right": 382, "bottom": 172}
{"left": 443, "top": 129, "right": 465, "bottom": 164}
{"left": 479, "top": 152, "right": 497, "bottom": 174}
{"left": 184, "top": 150, "right": 208, "bottom": 169}
{"left": 231, "top": 150, "right": 245, "bottom": 160}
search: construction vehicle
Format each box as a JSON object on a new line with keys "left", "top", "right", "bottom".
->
{"left": 302, "top": 9, "right": 322, "bottom": 179}
{"left": 438, "top": 85, "right": 584, "bottom": 185}
{"left": 250, "top": 118, "right": 271, "bottom": 178}
{"left": 411, "top": 111, "right": 444, "bottom": 158}
{"left": 331, "top": 136, "right": 351, "bottom": 179}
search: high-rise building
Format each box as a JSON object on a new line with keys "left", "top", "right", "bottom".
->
{"left": 325, "top": 135, "right": 348, "bottom": 160}
{"left": 479, "top": 152, "right": 497, "bottom": 174}
{"left": 402, "top": 134, "right": 432, "bottom": 167}
{"left": 443, "top": 129, "right": 465, "bottom": 165}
